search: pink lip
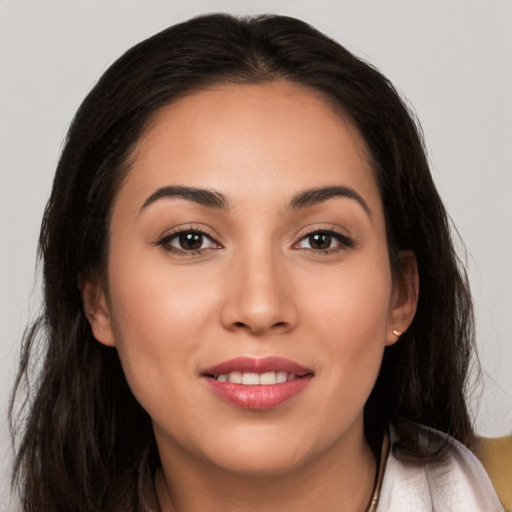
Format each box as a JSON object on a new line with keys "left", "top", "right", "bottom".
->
{"left": 201, "top": 357, "right": 314, "bottom": 410}
{"left": 202, "top": 356, "right": 312, "bottom": 376}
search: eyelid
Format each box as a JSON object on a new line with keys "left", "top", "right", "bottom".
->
{"left": 156, "top": 223, "right": 220, "bottom": 241}
{"left": 292, "top": 225, "right": 356, "bottom": 251}
{"left": 155, "top": 225, "right": 223, "bottom": 254}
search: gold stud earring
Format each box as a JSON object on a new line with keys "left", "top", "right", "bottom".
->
{"left": 392, "top": 329, "right": 402, "bottom": 338}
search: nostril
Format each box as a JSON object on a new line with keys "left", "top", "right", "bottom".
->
{"left": 228, "top": 320, "right": 289, "bottom": 334}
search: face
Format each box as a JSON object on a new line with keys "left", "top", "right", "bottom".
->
{"left": 85, "top": 81, "right": 416, "bottom": 476}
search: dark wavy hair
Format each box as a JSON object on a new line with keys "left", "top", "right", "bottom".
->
{"left": 10, "top": 13, "right": 476, "bottom": 512}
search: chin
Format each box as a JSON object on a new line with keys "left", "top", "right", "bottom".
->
{"left": 211, "top": 448, "right": 309, "bottom": 477}
{"left": 196, "top": 426, "right": 323, "bottom": 477}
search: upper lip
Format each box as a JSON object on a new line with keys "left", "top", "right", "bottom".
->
{"left": 201, "top": 356, "right": 313, "bottom": 377}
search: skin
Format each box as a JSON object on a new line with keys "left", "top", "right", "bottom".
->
{"left": 83, "top": 81, "right": 418, "bottom": 511}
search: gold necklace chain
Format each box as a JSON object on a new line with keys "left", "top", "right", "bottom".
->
{"left": 366, "top": 431, "right": 390, "bottom": 512}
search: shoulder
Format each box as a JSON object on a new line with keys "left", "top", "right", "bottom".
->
{"left": 376, "top": 424, "right": 504, "bottom": 512}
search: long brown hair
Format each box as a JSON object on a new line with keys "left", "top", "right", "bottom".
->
{"left": 10, "top": 13, "right": 475, "bottom": 511}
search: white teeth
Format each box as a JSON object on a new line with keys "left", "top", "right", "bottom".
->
{"left": 216, "top": 371, "right": 298, "bottom": 385}
{"left": 276, "top": 371, "right": 288, "bottom": 383}
{"left": 227, "top": 371, "right": 242, "bottom": 384}
{"left": 259, "top": 371, "right": 277, "bottom": 385}
{"left": 242, "top": 372, "right": 260, "bottom": 385}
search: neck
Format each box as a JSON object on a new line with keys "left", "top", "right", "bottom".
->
{"left": 154, "top": 419, "right": 377, "bottom": 512}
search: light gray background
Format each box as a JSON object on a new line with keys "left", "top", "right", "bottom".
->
{"left": 1, "top": 0, "right": 511, "bottom": 508}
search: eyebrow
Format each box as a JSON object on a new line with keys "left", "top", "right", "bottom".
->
{"left": 289, "top": 186, "right": 372, "bottom": 217}
{"left": 140, "top": 184, "right": 371, "bottom": 218}
{"left": 140, "top": 185, "right": 228, "bottom": 212}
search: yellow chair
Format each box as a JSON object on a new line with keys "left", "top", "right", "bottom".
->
{"left": 476, "top": 435, "right": 512, "bottom": 511}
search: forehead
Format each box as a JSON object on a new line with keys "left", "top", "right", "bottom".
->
{"left": 120, "top": 81, "right": 381, "bottom": 214}
{"left": 139, "top": 81, "right": 370, "bottom": 160}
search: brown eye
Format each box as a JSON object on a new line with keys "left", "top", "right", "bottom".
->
{"left": 178, "top": 232, "right": 204, "bottom": 250}
{"left": 296, "top": 230, "right": 354, "bottom": 252}
{"left": 308, "top": 233, "right": 332, "bottom": 250}
{"left": 159, "top": 230, "right": 219, "bottom": 253}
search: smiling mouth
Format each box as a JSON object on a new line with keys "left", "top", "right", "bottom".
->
{"left": 201, "top": 357, "right": 314, "bottom": 409}
{"left": 207, "top": 371, "right": 305, "bottom": 385}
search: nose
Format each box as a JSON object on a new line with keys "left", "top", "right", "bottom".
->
{"left": 220, "top": 247, "right": 298, "bottom": 336}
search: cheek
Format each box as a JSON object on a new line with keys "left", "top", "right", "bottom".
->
{"left": 301, "top": 256, "right": 392, "bottom": 390}
{"left": 304, "top": 255, "right": 392, "bottom": 338}
{"left": 108, "top": 245, "right": 220, "bottom": 341}
{"left": 104, "top": 251, "right": 218, "bottom": 407}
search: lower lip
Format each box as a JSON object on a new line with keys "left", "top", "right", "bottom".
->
{"left": 203, "top": 376, "right": 312, "bottom": 410}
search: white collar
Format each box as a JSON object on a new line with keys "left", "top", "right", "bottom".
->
{"left": 376, "top": 425, "right": 503, "bottom": 511}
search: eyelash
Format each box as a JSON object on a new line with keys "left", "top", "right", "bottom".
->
{"left": 156, "top": 227, "right": 221, "bottom": 256}
{"left": 156, "top": 227, "right": 355, "bottom": 256}
{"left": 293, "top": 228, "right": 355, "bottom": 254}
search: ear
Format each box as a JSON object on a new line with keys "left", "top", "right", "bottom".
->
{"left": 79, "top": 275, "right": 116, "bottom": 347}
{"left": 386, "top": 251, "right": 419, "bottom": 346}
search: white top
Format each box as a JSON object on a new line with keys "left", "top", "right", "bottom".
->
{"left": 377, "top": 426, "right": 503, "bottom": 511}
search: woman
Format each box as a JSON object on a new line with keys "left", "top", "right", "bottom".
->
{"left": 9, "top": 13, "right": 502, "bottom": 512}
